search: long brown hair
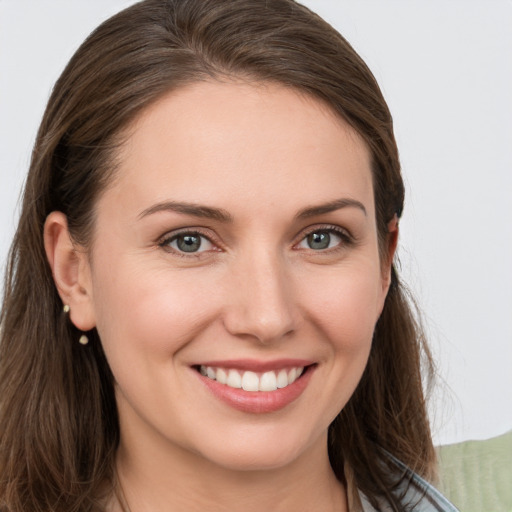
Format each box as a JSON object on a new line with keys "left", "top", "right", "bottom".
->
{"left": 0, "top": 1, "right": 435, "bottom": 510}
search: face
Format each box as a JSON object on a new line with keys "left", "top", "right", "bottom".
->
{"left": 83, "top": 81, "right": 392, "bottom": 472}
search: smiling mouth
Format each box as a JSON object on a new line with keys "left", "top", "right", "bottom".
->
{"left": 195, "top": 365, "right": 312, "bottom": 392}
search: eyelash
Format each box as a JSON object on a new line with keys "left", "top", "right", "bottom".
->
{"left": 158, "top": 229, "right": 219, "bottom": 258}
{"left": 157, "top": 224, "right": 355, "bottom": 257}
{"left": 295, "top": 224, "right": 355, "bottom": 253}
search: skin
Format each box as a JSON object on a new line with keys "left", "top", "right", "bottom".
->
{"left": 45, "top": 81, "right": 397, "bottom": 512}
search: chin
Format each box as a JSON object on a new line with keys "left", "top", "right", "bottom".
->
{"left": 193, "top": 429, "right": 322, "bottom": 473}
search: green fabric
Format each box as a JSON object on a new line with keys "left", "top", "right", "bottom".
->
{"left": 437, "top": 430, "right": 512, "bottom": 512}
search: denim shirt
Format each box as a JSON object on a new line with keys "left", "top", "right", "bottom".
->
{"left": 359, "top": 456, "right": 460, "bottom": 512}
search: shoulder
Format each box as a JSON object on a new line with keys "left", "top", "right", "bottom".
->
{"left": 359, "top": 454, "right": 460, "bottom": 512}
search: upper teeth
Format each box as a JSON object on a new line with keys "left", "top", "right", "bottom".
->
{"left": 199, "top": 366, "right": 304, "bottom": 392}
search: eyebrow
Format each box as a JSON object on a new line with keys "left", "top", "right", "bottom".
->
{"left": 138, "top": 201, "right": 233, "bottom": 222}
{"left": 138, "top": 197, "right": 366, "bottom": 222}
{"left": 295, "top": 198, "right": 367, "bottom": 219}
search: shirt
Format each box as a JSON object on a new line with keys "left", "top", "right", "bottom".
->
{"left": 358, "top": 455, "right": 460, "bottom": 511}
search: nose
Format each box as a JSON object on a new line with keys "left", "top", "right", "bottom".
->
{"left": 222, "top": 251, "right": 299, "bottom": 344}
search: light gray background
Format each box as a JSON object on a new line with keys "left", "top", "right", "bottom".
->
{"left": 1, "top": 0, "right": 511, "bottom": 445}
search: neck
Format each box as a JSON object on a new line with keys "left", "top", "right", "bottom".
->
{"left": 112, "top": 429, "right": 347, "bottom": 512}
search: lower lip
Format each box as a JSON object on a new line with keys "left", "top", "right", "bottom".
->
{"left": 196, "top": 366, "right": 315, "bottom": 414}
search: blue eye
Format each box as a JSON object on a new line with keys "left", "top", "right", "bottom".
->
{"left": 297, "top": 229, "right": 344, "bottom": 251}
{"left": 164, "top": 233, "right": 214, "bottom": 253}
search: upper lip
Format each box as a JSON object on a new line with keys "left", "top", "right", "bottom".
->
{"left": 192, "top": 358, "right": 315, "bottom": 372}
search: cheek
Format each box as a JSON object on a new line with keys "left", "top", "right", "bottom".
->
{"left": 298, "top": 263, "right": 384, "bottom": 350}
{"left": 90, "top": 259, "right": 221, "bottom": 365}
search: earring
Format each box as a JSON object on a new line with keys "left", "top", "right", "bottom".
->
{"left": 63, "top": 305, "right": 89, "bottom": 345}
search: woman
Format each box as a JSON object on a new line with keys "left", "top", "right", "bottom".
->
{"left": 0, "top": 0, "right": 459, "bottom": 511}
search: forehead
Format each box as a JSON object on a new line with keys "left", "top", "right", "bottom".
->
{"left": 105, "top": 80, "right": 374, "bottom": 220}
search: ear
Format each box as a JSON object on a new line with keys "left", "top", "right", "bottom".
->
{"left": 380, "top": 214, "right": 399, "bottom": 295}
{"left": 44, "top": 211, "right": 96, "bottom": 331}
